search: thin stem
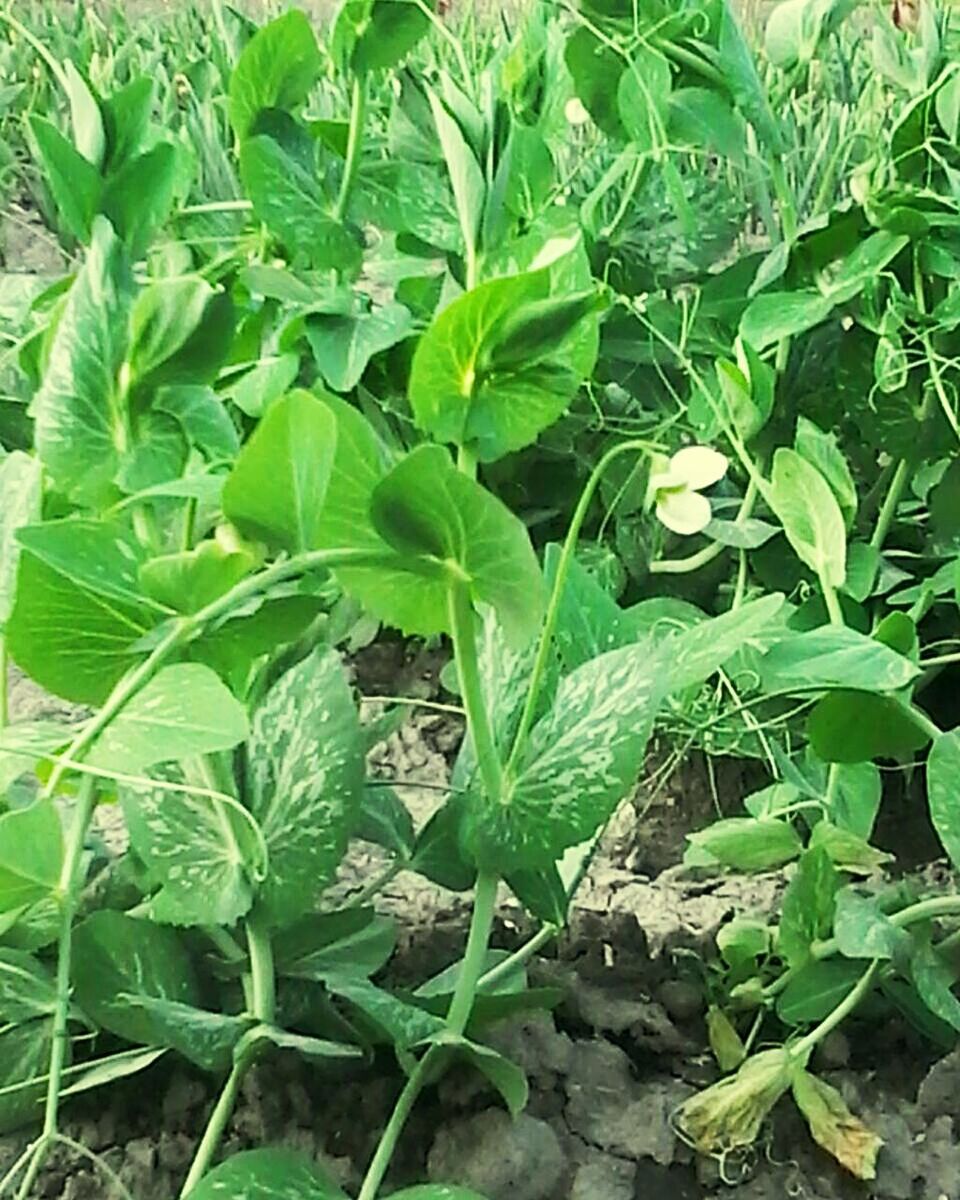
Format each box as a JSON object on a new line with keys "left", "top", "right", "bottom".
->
{"left": 819, "top": 574, "right": 844, "bottom": 627}
{"left": 870, "top": 458, "right": 911, "bottom": 551}
{"left": 790, "top": 959, "right": 880, "bottom": 1061}
{"left": 357, "top": 1046, "right": 443, "bottom": 1200}
{"left": 346, "top": 859, "right": 404, "bottom": 909}
{"left": 16, "top": 778, "right": 99, "bottom": 1199}
{"left": 506, "top": 439, "right": 649, "bottom": 776}
{"left": 649, "top": 541, "right": 724, "bottom": 575}
{"left": 245, "top": 917, "right": 276, "bottom": 1025}
{"left": 477, "top": 924, "right": 558, "bottom": 992}
{"left": 177, "top": 1056, "right": 248, "bottom": 1200}
{"left": 445, "top": 872, "right": 499, "bottom": 1036}
{"left": 334, "top": 76, "right": 366, "bottom": 224}
{"left": 448, "top": 580, "right": 503, "bottom": 806}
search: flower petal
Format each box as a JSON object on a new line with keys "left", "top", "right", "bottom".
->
{"left": 657, "top": 489, "right": 712, "bottom": 535}
{"left": 670, "top": 446, "right": 729, "bottom": 491}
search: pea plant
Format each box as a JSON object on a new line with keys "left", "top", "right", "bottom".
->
{"left": 2, "top": 0, "right": 960, "bottom": 1194}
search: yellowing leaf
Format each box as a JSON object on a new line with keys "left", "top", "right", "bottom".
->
{"left": 791, "top": 1068, "right": 883, "bottom": 1180}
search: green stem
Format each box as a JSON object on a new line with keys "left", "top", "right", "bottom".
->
{"left": 445, "top": 872, "right": 499, "bottom": 1035}
{"left": 448, "top": 580, "right": 503, "bottom": 806}
{"left": 346, "top": 859, "right": 404, "bottom": 909}
{"left": 870, "top": 458, "right": 911, "bottom": 551}
{"left": 790, "top": 959, "right": 880, "bottom": 1061}
{"left": 0, "top": 635, "right": 7, "bottom": 732}
{"left": 177, "top": 1054, "right": 249, "bottom": 1200}
{"left": 506, "top": 439, "right": 649, "bottom": 776}
{"left": 16, "top": 778, "right": 99, "bottom": 1200}
{"left": 819, "top": 574, "right": 844, "bottom": 626}
{"left": 245, "top": 917, "right": 276, "bottom": 1025}
{"left": 334, "top": 76, "right": 366, "bottom": 224}
{"left": 649, "top": 541, "right": 725, "bottom": 576}
{"left": 476, "top": 923, "right": 558, "bottom": 992}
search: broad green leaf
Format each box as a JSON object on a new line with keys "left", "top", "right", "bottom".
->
{"left": 186, "top": 1149, "right": 347, "bottom": 1200}
{"left": 30, "top": 218, "right": 133, "bottom": 505}
{"left": 102, "top": 76, "right": 154, "bottom": 171}
{"left": 822, "top": 232, "right": 909, "bottom": 306}
{"left": 0, "top": 950, "right": 58, "bottom": 1023}
{"left": 466, "top": 642, "right": 666, "bottom": 869}
{"left": 910, "top": 934, "right": 960, "bottom": 1032}
{"left": 669, "top": 87, "right": 744, "bottom": 159}
{"left": 242, "top": 1024, "right": 362, "bottom": 1065}
{"left": 410, "top": 795, "right": 476, "bottom": 891}
{"left": 507, "top": 864, "right": 569, "bottom": 927}
{"left": 324, "top": 975, "right": 445, "bottom": 1048}
{"left": 545, "top": 545, "right": 622, "bottom": 672}
{"left": 761, "top": 627, "right": 919, "bottom": 692}
{"left": 247, "top": 647, "right": 364, "bottom": 927}
{"left": 409, "top": 267, "right": 589, "bottom": 462}
{"left": 102, "top": 142, "right": 188, "bottom": 257}
{"left": 705, "top": 517, "right": 779, "bottom": 549}
{"left": 777, "top": 848, "right": 838, "bottom": 969}
{"left": 665, "top": 594, "right": 785, "bottom": 693}
{"left": 767, "top": 448, "right": 846, "bottom": 587}
{"left": 306, "top": 303, "right": 414, "bottom": 393}
{"left": 0, "top": 452, "right": 41, "bottom": 628}
{"left": 274, "top": 908, "right": 396, "bottom": 980}
{"left": 829, "top": 761, "right": 882, "bottom": 839}
{"left": 717, "top": 917, "right": 770, "bottom": 967}
{"left": 427, "top": 87, "right": 484, "bottom": 262}
{"left": 719, "top": 0, "right": 782, "bottom": 152}
{"left": 0, "top": 800, "right": 63, "bottom": 914}
{"left": 224, "top": 354, "right": 301, "bottom": 419}
{"left": 28, "top": 115, "right": 101, "bottom": 243}
{"left": 485, "top": 289, "right": 604, "bottom": 371}
{"left": 63, "top": 60, "right": 105, "bottom": 167}
{"left": 128, "top": 278, "right": 232, "bottom": 392}
{"left": 354, "top": 785, "right": 416, "bottom": 859}
{"left": 833, "top": 889, "right": 908, "bottom": 960}
{"left": 240, "top": 136, "right": 361, "bottom": 274}
{"left": 617, "top": 45, "right": 672, "bottom": 154}
{"left": 809, "top": 691, "right": 933, "bottom": 763}
{"left": 776, "top": 958, "right": 865, "bottom": 1024}
{"left": 122, "top": 997, "right": 250, "bottom": 1071}
{"left": 117, "top": 410, "right": 188, "bottom": 494}
{"left": 71, "top": 911, "right": 201, "bottom": 1047}
{"left": 928, "top": 731, "right": 960, "bottom": 871}
{"left": 0, "top": 1021, "right": 53, "bottom": 1134}
{"left": 739, "top": 290, "right": 834, "bottom": 352}
{"left": 121, "top": 765, "right": 259, "bottom": 927}
{"left": 808, "top": 820, "right": 891, "bottom": 873}
{"left": 564, "top": 27, "right": 625, "bottom": 137}
{"left": 371, "top": 444, "right": 544, "bottom": 648}
{"left": 223, "top": 389, "right": 336, "bottom": 554}
{"left": 229, "top": 11, "right": 322, "bottom": 139}
{"left": 795, "top": 417, "right": 857, "bottom": 526}
{"left": 140, "top": 541, "right": 256, "bottom": 614}
{"left": 59, "top": 1047, "right": 167, "bottom": 1100}
{"left": 333, "top": 0, "right": 431, "bottom": 74}
{"left": 87, "top": 663, "right": 249, "bottom": 773}
{"left": 687, "top": 817, "right": 802, "bottom": 872}
{"left": 7, "top": 520, "right": 162, "bottom": 705}
{"left": 765, "top": 0, "right": 829, "bottom": 67}
{"left": 441, "top": 1035, "right": 529, "bottom": 1116}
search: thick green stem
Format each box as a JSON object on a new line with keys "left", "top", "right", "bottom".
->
{"left": 245, "top": 917, "right": 276, "bottom": 1025}
{"left": 333, "top": 76, "right": 366, "bottom": 224}
{"left": 448, "top": 579, "right": 503, "bottom": 806}
{"left": 506, "top": 439, "right": 649, "bottom": 775}
{"left": 819, "top": 574, "right": 844, "bottom": 627}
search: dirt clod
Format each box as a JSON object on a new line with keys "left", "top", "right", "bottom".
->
{"left": 427, "top": 1109, "right": 565, "bottom": 1200}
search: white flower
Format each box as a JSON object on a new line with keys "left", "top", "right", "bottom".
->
{"left": 565, "top": 97, "right": 590, "bottom": 126}
{"left": 650, "top": 446, "right": 729, "bottom": 535}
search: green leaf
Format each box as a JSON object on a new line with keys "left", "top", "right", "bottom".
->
{"left": 229, "top": 11, "right": 322, "bottom": 140}
{"left": 102, "top": 142, "right": 188, "bottom": 257}
{"left": 442, "top": 1035, "right": 529, "bottom": 1116}
{"left": 910, "top": 934, "right": 960, "bottom": 1032}
{"left": 777, "top": 958, "right": 865, "bottom": 1024}
{"left": 28, "top": 115, "right": 101, "bottom": 243}
{"left": 794, "top": 417, "right": 857, "bottom": 527}
{"left": 354, "top": 785, "right": 416, "bottom": 859}
{"left": 545, "top": 546, "right": 622, "bottom": 672}
{"left": 808, "top": 820, "right": 892, "bottom": 873}
{"left": 87, "top": 663, "right": 249, "bottom": 774}
{"left": 324, "top": 975, "right": 445, "bottom": 1048}
{"left": 809, "top": 691, "right": 934, "bottom": 763}
{"left": 333, "top": 0, "right": 431, "bottom": 74}
{"left": 276, "top": 908, "right": 396, "bottom": 981}
{"left": 186, "top": 1149, "right": 347, "bottom": 1200}
{"left": 617, "top": 45, "right": 672, "bottom": 154}
{"left": 717, "top": 917, "right": 770, "bottom": 967}
{"left": 822, "top": 232, "right": 909, "bottom": 306}
{"left": 63, "top": 60, "right": 105, "bottom": 167}
{"left": 58, "top": 1046, "right": 167, "bottom": 1100}
{"left": 507, "top": 864, "right": 569, "bottom": 927}
{"left": 427, "top": 87, "right": 484, "bottom": 261}
{"left": 0, "top": 800, "right": 63, "bottom": 915}
{"left": 409, "top": 265, "right": 591, "bottom": 462}
{"left": 30, "top": 218, "right": 133, "bottom": 505}
{"left": 140, "top": 541, "right": 255, "bottom": 615}
{"left": 247, "top": 647, "right": 364, "bottom": 927}
{"left": 240, "top": 136, "right": 361, "bottom": 274}
{"left": 307, "top": 303, "right": 414, "bottom": 393}
{"left": 778, "top": 848, "right": 838, "bottom": 969}
{"left": 71, "top": 911, "right": 200, "bottom": 1047}
{"left": 466, "top": 642, "right": 666, "bottom": 870}
{"left": 767, "top": 448, "right": 846, "bottom": 587}
{"left": 833, "top": 889, "right": 908, "bottom": 960}
{"left": 669, "top": 87, "right": 744, "bottom": 159}
{"left": 224, "top": 355, "right": 301, "bottom": 420}
{"left": 128, "top": 278, "right": 232, "bottom": 392}
{"left": 719, "top": 0, "right": 782, "bottom": 152}
{"left": 121, "top": 997, "right": 250, "bottom": 1071}
{"left": 828, "top": 762, "right": 882, "bottom": 839}
{"left": 370, "top": 444, "right": 545, "bottom": 648}
{"left": 928, "top": 731, "right": 960, "bottom": 871}
{"left": 665, "top": 594, "right": 785, "bottom": 693}
{"left": 564, "top": 27, "right": 625, "bottom": 137}
{"left": 121, "top": 766, "right": 259, "bottom": 927}
{"left": 0, "top": 949, "right": 58, "bottom": 1023}
{"left": 739, "top": 290, "right": 834, "bottom": 352}
{"left": 761, "top": 627, "right": 919, "bottom": 693}
{"left": 102, "top": 76, "right": 154, "bottom": 171}
{"left": 0, "top": 452, "right": 41, "bottom": 629}
{"left": 7, "top": 520, "right": 162, "bottom": 705}
{"left": 410, "top": 796, "right": 476, "bottom": 891}
{"left": 223, "top": 389, "right": 337, "bottom": 554}
{"left": 0, "top": 1021, "right": 53, "bottom": 1134}
{"left": 687, "top": 817, "right": 802, "bottom": 872}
